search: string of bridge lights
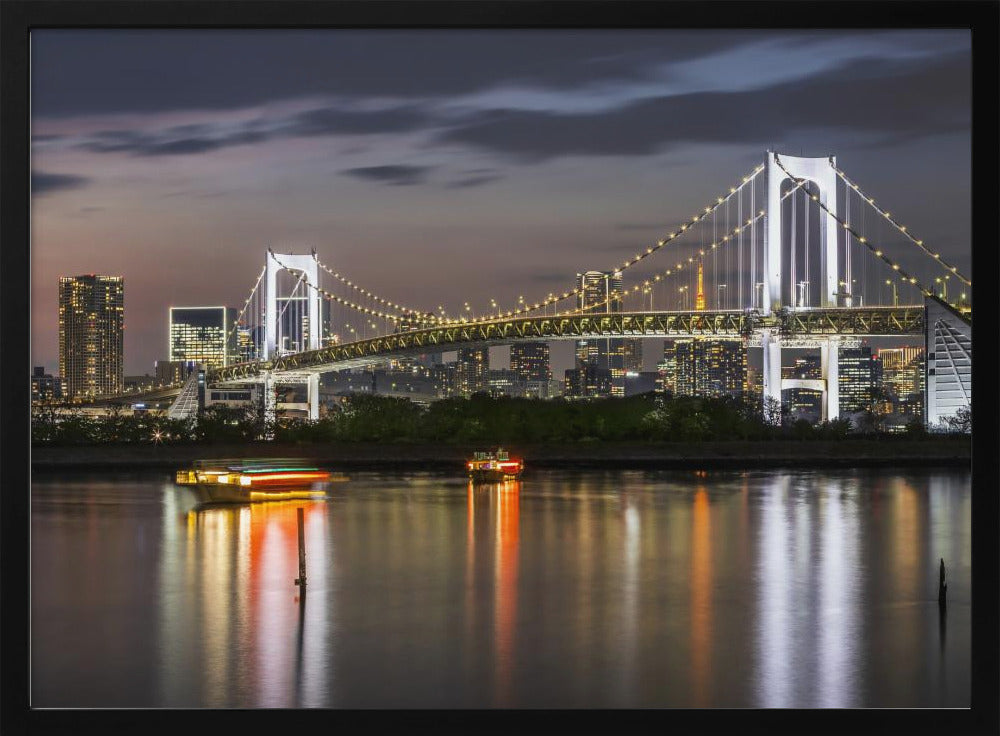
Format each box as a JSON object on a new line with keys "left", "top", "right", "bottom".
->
{"left": 291, "top": 190, "right": 784, "bottom": 333}
{"left": 260, "top": 165, "right": 769, "bottom": 330}
{"left": 561, "top": 192, "right": 797, "bottom": 315}
{"left": 773, "top": 154, "right": 964, "bottom": 311}
{"left": 313, "top": 256, "right": 449, "bottom": 322}
{"left": 469, "top": 163, "right": 768, "bottom": 323}
{"left": 228, "top": 265, "right": 266, "bottom": 342}
{"left": 243, "top": 158, "right": 958, "bottom": 343}
{"left": 832, "top": 165, "right": 971, "bottom": 287}
{"left": 269, "top": 254, "right": 410, "bottom": 326}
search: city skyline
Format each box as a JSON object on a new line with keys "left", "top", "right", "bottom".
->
{"left": 31, "top": 30, "right": 970, "bottom": 375}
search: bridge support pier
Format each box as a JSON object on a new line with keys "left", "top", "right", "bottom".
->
{"left": 263, "top": 372, "right": 276, "bottom": 439}
{"left": 762, "top": 332, "right": 842, "bottom": 425}
{"left": 820, "top": 338, "right": 840, "bottom": 422}
{"left": 307, "top": 373, "right": 319, "bottom": 422}
{"left": 761, "top": 329, "right": 783, "bottom": 423}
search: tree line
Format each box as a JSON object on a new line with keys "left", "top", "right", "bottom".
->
{"left": 31, "top": 393, "right": 970, "bottom": 446}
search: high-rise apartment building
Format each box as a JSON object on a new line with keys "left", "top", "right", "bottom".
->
{"left": 31, "top": 367, "right": 63, "bottom": 402}
{"left": 564, "top": 364, "right": 612, "bottom": 398}
{"left": 878, "top": 347, "right": 924, "bottom": 399}
{"left": 59, "top": 275, "right": 124, "bottom": 398}
{"left": 878, "top": 346, "right": 925, "bottom": 426}
{"left": 575, "top": 270, "right": 637, "bottom": 396}
{"left": 669, "top": 338, "right": 746, "bottom": 398}
{"left": 456, "top": 347, "right": 489, "bottom": 396}
{"left": 169, "top": 306, "right": 238, "bottom": 368}
{"left": 839, "top": 346, "right": 879, "bottom": 415}
{"left": 510, "top": 342, "right": 551, "bottom": 383}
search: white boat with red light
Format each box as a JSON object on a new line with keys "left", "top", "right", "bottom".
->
{"left": 175, "top": 459, "right": 346, "bottom": 503}
{"left": 467, "top": 448, "right": 524, "bottom": 483}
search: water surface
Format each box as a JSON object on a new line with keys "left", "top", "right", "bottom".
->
{"left": 31, "top": 467, "right": 970, "bottom": 708}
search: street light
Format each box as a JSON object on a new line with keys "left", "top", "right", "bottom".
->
{"left": 934, "top": 275, "right": 950, "bottom": 299}
{"left": 490, "top": 298, "right": 498, "bottom": 318}
{"left": 679, "top": 285, "right": 689, "bottom": 310}
{"left": 754, "top": 282, "right": 765, "bottom": 310}
{"left": 885, "top": 279, "right": 898, "bottom": 306}
{"left": 717, "top": 284, "right": 727, "bottom": 309}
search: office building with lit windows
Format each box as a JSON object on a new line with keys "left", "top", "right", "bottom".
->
{"left": 59, "top": 274, "right": 124, "bottom": 398}
{"left": 564, "top": 364, "right": 612, "bottom": 398}
{"left": 839, "top": 346, "right": 879, "bottom": 415}
{"left": 31, "top": 367, "right": 63, "bottom": 402}
{"left": 169, "top": 306, "right": 238, "bottom": 368}
{"left": 510, "top": 342, "right": 551, "bottom": 383}
{"left": 668, "top": 338, "right": 746, "bottom": 398}
{"left": 456, "top": 347, "right": 489, "bottom": 396}
{"left": 575, "top": 270, "right": 637, "bottom": 396}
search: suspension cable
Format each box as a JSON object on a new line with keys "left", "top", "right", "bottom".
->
{"left": 271, "top": 253, "right": 407, "bottom": 325}
{"left": 832, "top": 166, "right": 970, "bottom": 286}
{"left": 225, "top": 265, "right": 265, "bottom": 346}
{"left": 481, "top": 163, "right": 768, "bottom": 323}
{"left": 313, "top": 256, "right": 446, "bottom": 321}
{"left": 773, "top": 154, "right": 960, "bottom": 309}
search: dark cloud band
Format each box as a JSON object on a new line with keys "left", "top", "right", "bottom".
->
{"left": 32, "top": 171, "right": 89, "bottom": 196}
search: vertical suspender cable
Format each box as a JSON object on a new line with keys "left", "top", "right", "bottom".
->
{"left": 803, "top": 184, "right": 809, "bottom": 307}
{"left": 791, "top": 185, "right": 797, "bottom": 307}
{"left": 738, "top": 185, "right": 743, "bottom": 309}
{"left": 845, "top": 181, "right": 851, "bottom": 305}
{"left": 713, "top": 202, "right": 718, "bottom": 307}
{"left": 751, "top": 173, "right": 756, "bottom": 308}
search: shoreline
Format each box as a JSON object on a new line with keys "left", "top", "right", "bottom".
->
{"left": 31, "top": 439, "right": 971, "bottom": 472}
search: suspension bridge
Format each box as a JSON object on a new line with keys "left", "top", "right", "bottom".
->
{"left": 79, "top": 151, "right": 974, "bottom": 427}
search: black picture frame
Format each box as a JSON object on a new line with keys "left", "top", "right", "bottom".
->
{"left": 3, "top": 2, "right": 998, "bottom": 734}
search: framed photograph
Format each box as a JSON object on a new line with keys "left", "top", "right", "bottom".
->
{"left": 3, "top": 2, "right": 997, "bottom": 734}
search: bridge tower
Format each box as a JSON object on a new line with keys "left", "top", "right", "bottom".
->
{"left": 762, "top": 152, "right": 842, "bottom": 422}
{"left": 262, "top": 248, "right": 322, "bottom": 422}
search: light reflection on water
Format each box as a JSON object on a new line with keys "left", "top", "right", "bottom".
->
{"left": 31, "top": 468, "right": 970, "bottom": 708}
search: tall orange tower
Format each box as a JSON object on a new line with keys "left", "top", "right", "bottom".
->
{"left": 695, "top": 261, "right": 706, "bottom": 310}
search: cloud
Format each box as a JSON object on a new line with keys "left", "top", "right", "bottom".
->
{"left": 69, "top": 104, "right": 431, "bottom": 157}
{"left": 434, "top": 51, "right": 970, "bottom": 161}
{"left": 32, "top": 30, "right": 756, "bottom": 117}
{"left": 284, "top": 105, "right": 429, "bottom": 136}
{"left": 340, "top": 165, "right": 433, "bottom": 186}
{"left": 32, "top": 171, "right": 89, "bottom": 196}
{"left": 444, "top": 173, "right": 502, "bottom": 189}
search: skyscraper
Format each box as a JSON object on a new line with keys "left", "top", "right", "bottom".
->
{"left": 456, "top": 347, "right": 489, "bottom": 396}
{"left": 576, "top": 270, "right": 634, "bottom": 396}
{"left": 669, "top": 338, "right": 746, "bottom": 398}
{"left": 839, "top": 346, "right": 878, "bottom": 415}
{"left": 31, "top": 366, "right": 63, "bottom": 402}
{"left": 510, "top": 342, "right": 551, "bottom": 383}
{"left": 168, "top": 306, "right": 238, "bottom": 368}
{"left": 59, "top": 275, "right": 124, "bottom": 398}
{"left": 878, "top": 346, "right": 925, "bottom": 425}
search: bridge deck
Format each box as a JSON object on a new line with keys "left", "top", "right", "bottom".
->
{"left": 211, "top": 306, "right": 928, "bottom": 384}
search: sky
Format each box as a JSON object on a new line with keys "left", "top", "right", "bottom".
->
{"left": 30, "top": 30, "right": 971, "bottom": 376}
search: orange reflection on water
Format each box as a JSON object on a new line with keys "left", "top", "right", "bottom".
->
{"left": 181, "top": 500, "right": 327, "bottom": 707}
{"left": 690, "top": 486, "right": 713, "bottom": 706}
{"left": 494, "top": 481, "right": 520, "bottom": 706}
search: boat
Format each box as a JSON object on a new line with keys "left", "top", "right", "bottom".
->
{"left": 466, "top": 448, "right": 523, "bottom": 483}
{"left": 175, "top": 459, "right": 346, "bottom": 503}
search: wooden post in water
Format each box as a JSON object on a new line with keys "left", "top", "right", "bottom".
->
{"left": 938, "top": 558, "right": 947, "bottom": 609}
{"left": 294, "top": 507, "right": 307, "bottom": 589}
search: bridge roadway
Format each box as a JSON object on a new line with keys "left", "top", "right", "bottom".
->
{"left": 211, "top": 305, "right": 927, "bottom": 385}
{"left": 61, "top": 305, "right": 936, "bottom": 405}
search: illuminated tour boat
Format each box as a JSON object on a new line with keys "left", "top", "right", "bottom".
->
{"left": 175, "top": 459, "right": 342, "bottom": 503}
{"left": 467, "top": 448, "right": 524, "bottom": 483}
